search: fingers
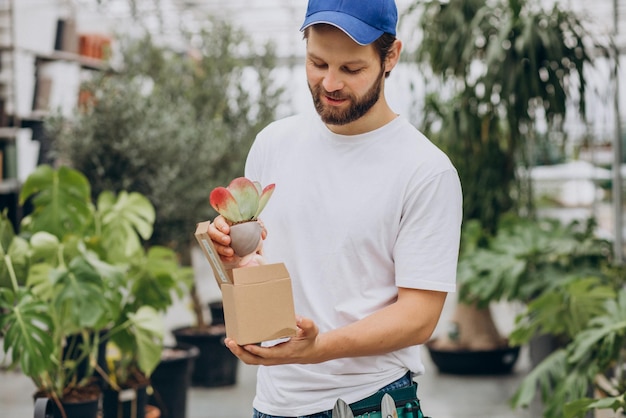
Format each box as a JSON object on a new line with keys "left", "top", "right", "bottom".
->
{"left": 208, "top": 216, "right": 240, "bottom": 264}
{"left": 296, "top": 316, "right": 318, "bottom": 339}
{"left": 224, "top": 338, "right": 266, "bottom": 365}
{"left": 257, "top": 218, "right": 268, "bottom": 240}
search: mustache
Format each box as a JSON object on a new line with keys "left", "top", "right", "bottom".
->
{"left": 314, "top": 85, "right": 347, "bottom": 100}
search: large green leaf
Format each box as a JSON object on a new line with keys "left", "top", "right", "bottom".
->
{"left": 19, "top": 165, "right": 93, "bottom": 239}
{"left": 0, "top": 288, "right": 55, "bottom": 377}
{"left": 97, "top": 190, "right": 155, "bottom": 263}
{"left": 510, "top": 276, "right": 615, "bottom": 345}
{"left": 51, "top": 256, "right": 112, "bottom": 333}
{"left": 126, "top": 306, "right": 163, "bottom": 377}
{"left": 128, "top": 246, "right": 193, "bottom": 312}
{"left": 567, "top": 289, "right": 626, "bottom": 366}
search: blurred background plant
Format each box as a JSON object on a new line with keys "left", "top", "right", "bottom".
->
{"left": 405, "top": 0, "right": 610, "bottom": 350}
{"left": 46, "top": 17, "right": 284, "bottom": 265}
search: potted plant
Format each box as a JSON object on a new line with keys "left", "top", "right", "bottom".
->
{"left": 0, "top": 164, "right": 193, "bottom": 418}
{"left": 427, "top": 215, "right": 617, "bottom": 375}
{"left": 508, "top": 277, "right": 626, "bottom": 418}
{"left": 405, "top": 0, "right": 607, "bottom": 372}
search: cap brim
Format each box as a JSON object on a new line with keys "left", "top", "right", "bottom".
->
{"left": 299, "top": 11, "right": 383, "bottom": 46}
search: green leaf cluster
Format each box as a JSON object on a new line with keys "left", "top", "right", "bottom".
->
{"left": 458, "top": 216, "right": 613, "bottom": 306}
{"left": 0, "top": 165, "right": 193, "bottom": 401}
{"left": 511, "top": 284, "right": 626, "bottom": 417}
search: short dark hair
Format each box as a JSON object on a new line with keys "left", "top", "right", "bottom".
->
{"left": 303, "top": 25, "right": 397, "bottom": 78}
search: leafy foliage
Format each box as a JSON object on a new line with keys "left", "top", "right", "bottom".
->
{"left": 0, "top": 165, "right": 193, "bottom": 401}
{"left": 458, "top": 216, "right": 612, "bottom": 306}
{"left": 408, "top": 0, "right": 606, "bottom": 232}
{"left": 511, "top": 287, "right": 626, "bottom": 418}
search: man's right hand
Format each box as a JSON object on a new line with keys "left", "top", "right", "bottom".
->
{"left": 207, "top": 215, "right": 241, "bottom": 268}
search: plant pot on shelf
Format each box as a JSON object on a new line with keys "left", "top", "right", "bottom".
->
{"left": 102, "top": 383, "right": 149, "bottom": 418}
{"left": 425, "top": 339, "right": 520, "bottom": 375}
{"left": 172, "top": 324, "right": 239, "bottom": 387}
{"left": 148, "top": 343, "right": 199, "bottom": 418}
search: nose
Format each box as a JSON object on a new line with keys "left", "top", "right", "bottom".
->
{"left": 322, "top": 68, "right": 343, "bottom": 92}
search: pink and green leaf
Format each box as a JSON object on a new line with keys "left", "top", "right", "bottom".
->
{"left": 210, "top": 177, "right": 275, "bottom": 223}
{"left": 254, "top": 183, "right": 275, "bottom": 219}
{"left": 210, "top": 187, "right": 243, "bottom": 222}
{"left": 227, "top": 177, "right": 259, "bottom": 221}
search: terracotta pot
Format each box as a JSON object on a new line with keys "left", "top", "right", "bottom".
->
{"left": 145, "top": 405, "right": 161, "bottom": 418}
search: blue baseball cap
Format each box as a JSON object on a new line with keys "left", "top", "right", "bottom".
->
{"left": 300, "top": 0, "right": 398, "bottom": 46}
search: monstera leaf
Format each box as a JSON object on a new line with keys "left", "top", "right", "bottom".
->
{"left": 19, "top": 165, "right": 93, "bottom": 239}
{"left": 97, "top": 190, "right": 156, "bottom": 263}
{"left": 0, "top": 287, "right": 54, "bottom": 377}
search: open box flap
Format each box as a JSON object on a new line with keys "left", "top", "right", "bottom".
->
{"left": 228, "top": 263, "right": 289, "bottom": 285}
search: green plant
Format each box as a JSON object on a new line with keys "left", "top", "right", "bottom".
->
{"left": 510, "top": 283, "right": 626, "bottom": 418}
{"left": 0, "top": 165, "right": 192, "bottom": 413}
{"left": 405, "top": 0, "right": 608, "bottom": 353}
{"left": 47, "top": 20, "right": 283, "bottom": 332}
{"left": 458, "top": 216, "right": 613, "bottom": 307}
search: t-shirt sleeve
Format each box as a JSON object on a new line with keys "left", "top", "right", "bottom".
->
{"left": 393, "top": 167, "right": 463, "bottom": 292}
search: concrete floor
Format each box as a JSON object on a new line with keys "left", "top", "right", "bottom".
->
{"left": 0, "top": 346, "right": 534, "bottom": 418}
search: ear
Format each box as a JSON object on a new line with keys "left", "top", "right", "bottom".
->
{"left": 384, "top": 39, "right": 402, "bottom": 73}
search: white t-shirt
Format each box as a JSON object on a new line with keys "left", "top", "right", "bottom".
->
{"left": 245, "top": 111, "right": 462, "bottom": 416}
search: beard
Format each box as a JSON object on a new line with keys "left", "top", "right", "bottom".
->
{"left": 309, "top": 68, "right": 385, "bottom": 126}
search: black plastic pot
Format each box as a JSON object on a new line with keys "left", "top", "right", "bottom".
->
{"left": 102, "top": 385, "right": 148, "bottom": 418}
{"left": 208, "top": 300, "right": 225, "bottom": 325}
{"left": 172, "top": 325, "right": 239, "bottom": 387}
{"left": 34, "top": 395, "right": 100, "bottom": 418}
{"left": 149, "top": 343, "right": 199, "bottom": 418}
{"left": 426, "top": 339, "right": 520, "bottom": 375}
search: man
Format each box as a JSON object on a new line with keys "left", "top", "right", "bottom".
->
{"left": 208, "top": 0, "right": 462, "bottom": 416}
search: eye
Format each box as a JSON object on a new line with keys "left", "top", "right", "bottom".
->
{"left": 309, "top": 60, "right": 327, "bottom": 69}
{"left": 342, "top": 66, "right": 363, "bottom": 74}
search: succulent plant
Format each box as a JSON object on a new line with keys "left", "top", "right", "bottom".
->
{"left": 209, "top": 177, "right": 275, "bottom": 258}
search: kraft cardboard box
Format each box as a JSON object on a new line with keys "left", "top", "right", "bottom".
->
{"left": 194, "top": 221, "right": 297, "bottom": 345}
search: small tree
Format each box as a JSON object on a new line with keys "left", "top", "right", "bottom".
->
{"left": 49, "top": 18, "right": 283, "bottom": 256}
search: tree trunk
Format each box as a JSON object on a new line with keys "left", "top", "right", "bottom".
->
{"left": 431, "top": 302, "right": 505, "bottom": 351}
